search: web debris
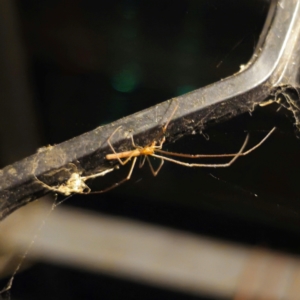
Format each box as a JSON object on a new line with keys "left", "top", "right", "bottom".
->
{"left": 34, "top": 167, "right": 115, "bottom": 196}
{"left": 260, "top": 85, "right": 300, "bottom": 134}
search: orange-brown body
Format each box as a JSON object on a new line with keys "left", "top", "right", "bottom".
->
{"left": 106, "top": 145, "right": 155, "bottom": 160}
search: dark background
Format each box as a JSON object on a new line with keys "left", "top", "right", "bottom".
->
{"left": 1, "top": 0, "right": 300, "bottom": 299}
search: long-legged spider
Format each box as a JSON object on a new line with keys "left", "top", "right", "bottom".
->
{"left": 104, "top": 103, "right": 275, "bottom": 191}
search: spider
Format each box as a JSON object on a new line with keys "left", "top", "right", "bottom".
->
{"left": 104, "top": 103, "right": 275, "bottom": 191}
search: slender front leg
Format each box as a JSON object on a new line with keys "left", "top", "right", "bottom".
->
{"left": 89, "top": 157, "right": 138, "bottom": 194}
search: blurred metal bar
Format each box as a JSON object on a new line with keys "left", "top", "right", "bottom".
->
{"left": 1, "top": 201, "right": 300, "bottom": 299}
{"left": 1, "top": 0, "right": 300, "bottom": 220}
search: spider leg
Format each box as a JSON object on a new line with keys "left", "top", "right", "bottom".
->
{"left": 139, "top": 155, "right": 146, "bottom": 168}
{"left": 240, "top": 128, "right": 274, "bottom": 156}
{"left": 130, "top": 131, "right": 140, "bottom": 149}
{"left": 107, "top": 126, "right": 139, "bottom": 166}
{"left": 88, "top": 157, "right": 137, "bottom": 194}
{"left": 162, "top": 102, "right": 179, "bottom": 133}
{"left": 146, "top": 156, "right": 164, "bottom": 176}
{"left": 155, "top": 127, "right": 275, "bottom": 159}
{"left": 151, "top": 133, "right": 249, "bottom": 168}
{"left": 107, "top": 126, "right": 129, "bottom": 166}
{"left": 81, "top": 168, "right": 115, "bottom": 181}
{"left": 156, "top": 136, "right": 166, "bottom": 150}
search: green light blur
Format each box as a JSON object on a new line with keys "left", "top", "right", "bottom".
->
{"left": 176, "top": 85, "right": 196, "bottom": 96}
{"left": 111, "top": 64, "right": 140, "bottom": 93}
